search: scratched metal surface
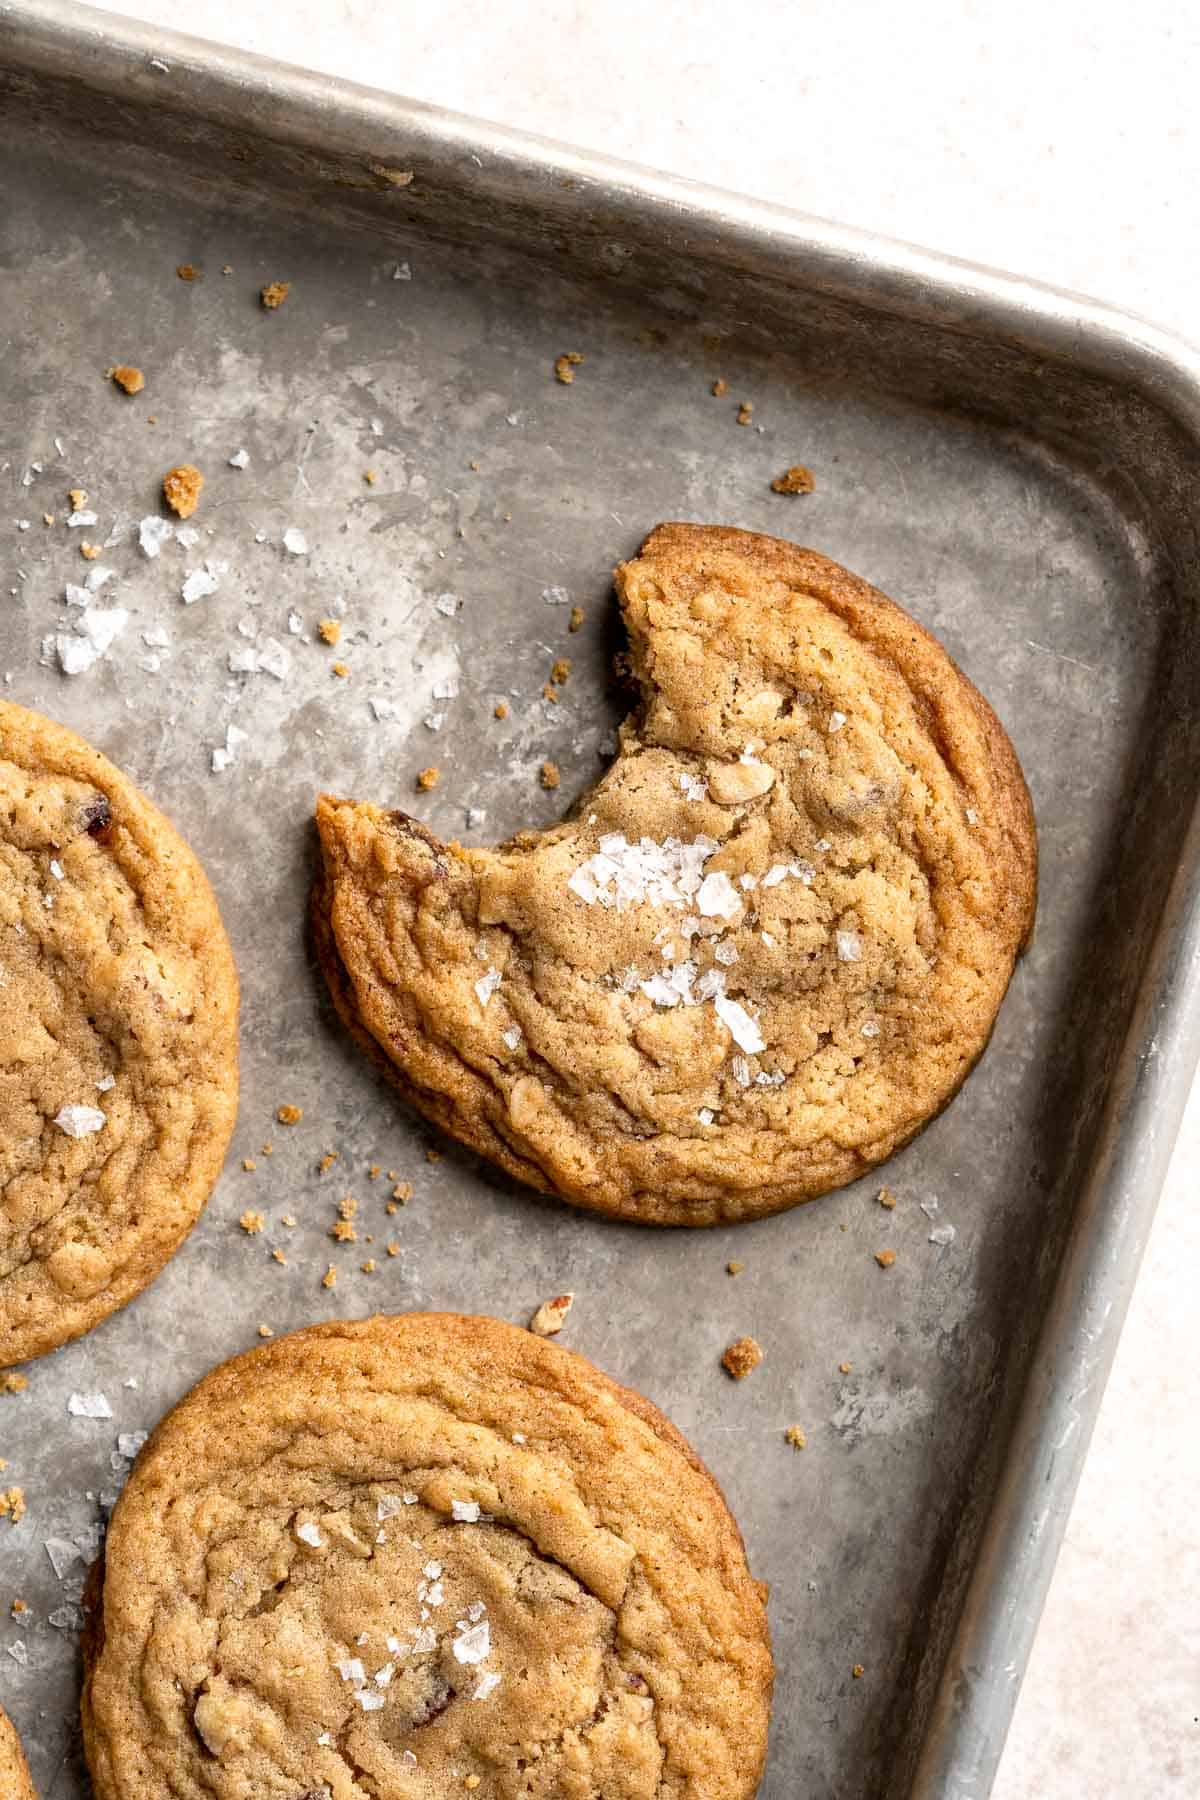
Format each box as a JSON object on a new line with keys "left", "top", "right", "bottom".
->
{"left": 2, "top": 7, "right": 1200, "bottom": 1798}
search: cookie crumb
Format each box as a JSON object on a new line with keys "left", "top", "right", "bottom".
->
{"left": 69, "top": 487, "right": 87, "bottom": 510}
{"left": 726, "top": 1260, "right": 744, "bottom": 1276}
{"left": 530, "top": 1292, "right": 574, "bottom": 1336}
{"left": 0, "top": 1488, "right": 26, "bottom": 1525}
{"left": 770, "top": 464, "right": 816, "bottom": 495}
{"left": 261, "top": 1142, "right": 274, "bottom": 1155}
{"left": 736, "top": 401, "right": 754, "bottom": 426}
{"left": 542, "top": 683, "right": 559, "bottom": 704}
{"left": 852, "top": 1664, "right": 865, "bottom": 1680}
{"left": 878, "top": 1186, "right": 897, "bottom": 1209}
{"left": 361, "top": 1259, "right": 377, "bottom": 1273}
{"left": 260, "top": 281, "right": 291, "bottom": 309}
{"left": 163, "top": 463, "right": 204, "bottom": 518}
{"left": 364, "top": 469, "right": 378, "bottom": 484}
{"left": 277, "top": 1104, "right": 303, "bottom": 1125}
{"left": 318, "top": 1152, "right": 339, "bottom": 1173}
{"left": 417, "top": 766, "right": 440, "bottom": 791}
{"left": 322, "top": 1264, "right": 338, "bottom": 1289}
{"left": 338, "top": 1196, "right": 358, "bottom": 1221}
{"left": 540, "top": 761, "right": 561, "bottom": 790}
{"left": 242, "top": 1158, "right": 257, "bottom": 1172}
{"left": 110, "top": 364, "right": 145, "bottom": 395}
{"left": 838, "top": 1361, "right": 852, "bottom": 1374}
{"left": 785, "top": 1425, "right": 807, "bottom": 1450}
{"left": 331, "top": 661, "right": 349, "bottom": 678}
{"left": 874, "top": 1249, "right": 897, "bottom": 1269}
{"left": 318, "top": 618, "right": 342, "bottom": 645}
{"left": 271, "top": 1247, "right": 287, "bottom": 1265}
{"left": 711, "top": 378, "right": 728, "bottom": 397}
{"left": 238, "top": 1211, "right": 265, "bottom": 1235}
{"left": 722, "top": 1336, "right": 763, "bottom": 1380}
{"left": 80, "top": 541, "right": 101, "bottom": 560}
{"left": 465, "top": 1780, "right": 481, "bottom": 1792}
{"left": 386, "top": 1241, "right": 400, "bottom": 1256}
{"left": 550, "top": 658, "right": 572, "bottom": 685}
{"left": 42, "top": 513, "right": 54, "bottom": 526}
{"left": 391, "top": 1181, "right": 412, "bottom": 1202}
{"left": 494, "top": 700, "right": 510, "bottom": 719}
{"left": 280, "top": 1215, "right": 296, "bottom": 1228}
{"left": 222, "top": 264, "right": 234, "bottom": 275}
{"left": 368, "top": 1164, "right": 381, "bottom": 1180}
{"left": 176, "top": 263, "right": 198, "bottom": 280}
{"left": 330, "top": 1219, "right": 357, "bottom": 1243}
{"left": 10, "top": 1599, "right": 27, "bottom": 1617}
{"left": 554, "top": 351, "right": 584, "bottom": 384}
{"left": 0, "top": 1374, "right": 28, "bottom": 1396}
{"left": 425, "top": 1148, "right": 441, "bottom": 1163}
{"left": 257, "top": 1324, "right": 274, "bottom": 1338}
{"left": 568, "top": 606, "right": 585, "bottom": 632}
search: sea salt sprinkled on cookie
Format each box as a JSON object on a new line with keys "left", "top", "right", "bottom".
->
{"left": 474, "top": 968, "right": 501, "bottom": 1007}
{"left": 453, "top": 1620, "right": 491, "bottom": 1664}
{"left": 502, "top": 1025, "right": 522, "bottom": 1049}
{"left": 696, "top": 871, "right": 740, "bottom": 919}
{"left": 861, "top": 1020, "right": 881, "bottom": 1038}
{"left": 337, "top": 1657, "right": 365, "bottom": 1682}
{"left": 451, "top": 1499, "right": 481, "bottom": 1523}
{"left": 714, "top": 996, "right": 765, "bottom": 1054}
{"left": 356, "top": 1690, "right": 385, "bottom": 1711}
{"left": 54, "top": 1103, "right": 106, "bottom": 1138}
{"left": 828, "top": 710, "right": 847, "bottom": 732}
{"left": 474, "top": 1670, "right": 502, "bottom": 1700}
{"left": 295, "top": 1522, "right": 323, "bottom": 1547}
{"left": 836, "top": 929, "right": 861, "bottom": 962}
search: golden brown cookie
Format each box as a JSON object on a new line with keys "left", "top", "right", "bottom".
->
{"left": 0, "top": 701, "right": 239, "bottom": 1363}
{"left": 82, "top": 1312, "right": 772, "bottom": 1799}
{"left": 0, "top": 1703, "right": 37, "bottom": 1797}
{"left": 314, "top": 523, "right": 1036, "bottom": 1226}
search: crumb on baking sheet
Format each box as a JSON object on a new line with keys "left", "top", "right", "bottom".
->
{"left": 878, "top": 1186, "right": 897, "bottom": 1209}
{"left": 529, "top": 1292, "right": 574, "bottom": 1337}
{"left": 425, "top": 1148, "right": 441, "bottom": 1163}
{"left": 722, "top": 1336, "right": 763, "bottom": 1380}
{"left": 257, "top": 1323, "right": 274, "bottom": 1338}
{"left": 10, "top": 1599, "right": 27, "bottom": 1617}
{"left": 875, "top": 1249, "right": 897, "bottom": 1269}
{"left": 852, "top": 1664, "right": 865, "bottom": 1680}
{"left": 322, "top": 1265, "right": 338, "bottom": 1289}
{"left": 391, "top": 1181, "right": 412, "bottom": 1202}
{"left": 770, "top": 464, "right": 816, "bottom": 495}
{"left": 80, "top": 542, "right": 101, "bottom": 560}
{"left": 0, "top": 1374, "right": 28, "bottom": 1395}
{"left": 540, "top": 761, "right": 560, "bottom": 790}
{"left": 277, "top": 1104, "right": 303, "bottom": 1125}
{"left": 494, "top": 700, "right": 510, "bottom": 719}
{"left": 711, "top": 377, "right": 728, "bottom": 397}
{"left": 550, "top": 658, "right": 572, "bottom": 685}
{"left": 68, "top": 487, "right": 88, "bottom": 510}
{"left": 176, "top": 263, "right": 198, "bottom": 280}
{"left": 238, "top": 1211, "right": 265, "bottom": 1235}
{"left": 242, "top": 1158, "right": 257, "bottom": 1172}
{"left": 839, "top": 1361, "right": 852, "bottom": 1375}
{"left": 260, "top": 281, "right": 291, "bottom": 309}
{"left": 568, "top": 606, "right": 585, "bottom": 632}
{"left": 367, "top": 1164, "right": 381, "bottom": 1180}
{"left": 785, "top": 1425, "right": 807, "bottom": 1450}
{"left": 363, "top": 469, "right": 378, "bottom": 484}
{"left": 331, "top": 661, "right": 349, "bottom": 678}
{"left": 109, "top": 364, "right": 145, "bottom": 395}
{"left": 736, "top": 401, "right": 754, "bottom": 426}
{"left": 0, "top": 1489, "right": 26, "bottom": 1525}
{"left": 542, "top": 683, "right": 559, "bottom": 704}
{"left": 318, "top": 1151, "right": 338, "bottom": 1173}
{"left": 417, "top": 766, "right": 440, "bottom": 790}
{"left": 331, "top": 1219, "right": 357, "bottom": 1242}
{"left": 727, "top": 1260, "right": 744, "bottom": 1276}
{"left": 42, "top": 513, "right": 54, "bottom": 526}
{"left": 318, "top": 618, "right": 342, "bottom": 645}
{"left": 387, "top": 1241, "right": 400, "bottom": 1256}
{"left": 554, "top": 351, "right": 584, "bottom": 384}
{"left": 163, "top": 463, "right": 204, "bottom": 518}
{"left": 338, "top": 1196, "right": 357, "bottom": 1221}
{"left": 361, "top": 1259, "right": 377, "bottom": 1273}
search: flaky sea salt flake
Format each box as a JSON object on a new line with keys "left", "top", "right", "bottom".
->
{"left": 296, "top": 1522, "right": 323, "bottom": 1547}
{"left": 451, "top": 1498, "right": 481, "bottom": 1523}
{"left": 929, "top": 1223, "right": 957, "bottom": 1247}
{"left": 475, "top": 967, "right": 502, "bottom": 1008}
{"left": 67, "top": 1391, "right": 113, "bottom": 1419}
{"left": 138, "top": 515, "right": 174, "bottom": 558}
{"left": 714, "top": 995, "right": 765, "bottom": 1054}
{"left": 836, "top": 930, "right": 861, "bottom": 963}
{"left": 283, "top": 527, "right": 308, "bottom": 555}
{"left": 228, "top": 448, "right": 250, "bottom": 469}
{"left": 55, "top": 1103, "right": 106, "bottom": 1138}
{"left": 453, "top": 1621, "right": 491, "bottom": 1664}
{"left": 474, "top": 1671, "right": 502, "bottom": 1700}
{"left": 434, "top": 592, "right": 460, "bottom": 616}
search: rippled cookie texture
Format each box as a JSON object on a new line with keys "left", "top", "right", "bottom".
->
{"left": 0, "top": 701, "right": 239, "bottom": 1362}
{"left": 0, "top": 1703, "right": 37, "bottom": 1797}
{"left": 314, "top": 524, "right": 1036, "bottom": 1225}
{"left": 82, "top": 1312, "right": 773, "bottom": 1799}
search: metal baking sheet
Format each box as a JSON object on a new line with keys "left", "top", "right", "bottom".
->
{"left": 3, "top": 4, "right": 1200, "bottom": 1795}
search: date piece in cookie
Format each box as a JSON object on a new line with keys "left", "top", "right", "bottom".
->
{"left": 82, "top": 1312, "right": 772, "bottom": 1799}
{"left": 314, "top": 524, "right": 1035, "bottom": 1226}
{"left": 0, "top": 702, "right": 239, "bottom": 1362}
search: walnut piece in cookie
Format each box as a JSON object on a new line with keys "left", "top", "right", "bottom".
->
{"left": 80, "top": 1314, "right": 772, "bottom": 1800}
{"left": 312, "top": 523, "right": 1036, "bottom": 1227}
{"left": 162, "top": 463, "right": 203, "bottom": 518}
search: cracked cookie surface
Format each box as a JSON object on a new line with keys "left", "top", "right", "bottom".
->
{"left": 0, "top": 1704, "right": 36, "bottom": 1797}
{"left": 81, "top": 1311, "right": 772, "bottom": 1799}
{"left": 0, "top": 701, "right": 239, "bottom": 1363}
{"left": 314, "top": 524, "right": 1036, "bottom": 1226}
